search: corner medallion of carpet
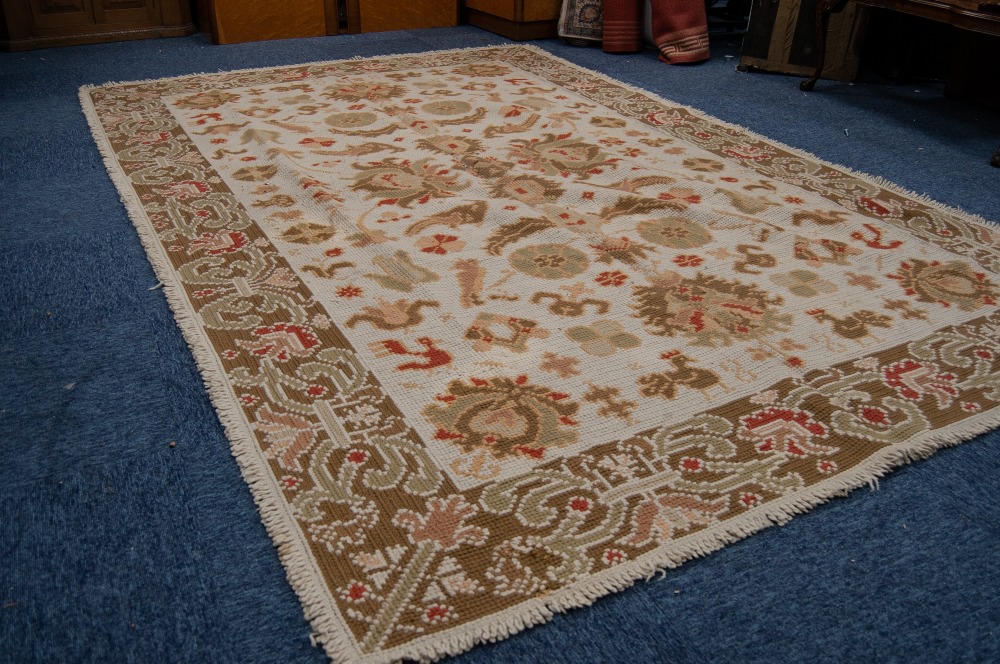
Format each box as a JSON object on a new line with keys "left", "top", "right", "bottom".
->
{"left": 81, "top": 45, "right": 1000, "bottom": 663}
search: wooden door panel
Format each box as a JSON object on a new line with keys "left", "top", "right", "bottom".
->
{"left": 27, "top": 0, "right": 96, "bottom": 29}
{"left": 94, "top": 0, "right": 158, "bottom": 25}
{"left": 357, "top": 0, "right": 458, "bottom": 31}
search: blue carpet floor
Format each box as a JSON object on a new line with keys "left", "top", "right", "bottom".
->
{"left": 1, "top": 25, "right": 998, "bottom": 664}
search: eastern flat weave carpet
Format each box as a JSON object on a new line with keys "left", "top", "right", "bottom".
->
{"left": 81, "top": 45, "right": 1000, "bottom": 664}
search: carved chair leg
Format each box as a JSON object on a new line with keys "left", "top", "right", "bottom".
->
{"left": 800, "top": 0, "right": 849, "bottom": 92}
{"left": 992, "top": 144, "right": 1000, "bottom": 168}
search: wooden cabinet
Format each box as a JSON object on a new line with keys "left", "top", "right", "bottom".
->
{"left": 195, "top": 0, "right": 458, "bottom": 45}
{"left": 464, "top": 0, "right": 562, "bottom": 39}
{"left": 350, "top": 0, "right": 458, "bottom": 33}
{"left": 0, "top": 0, "right": 195, "bottom": 51}
{"left": 197, "top": 0, "right": 329, "bottom": 44}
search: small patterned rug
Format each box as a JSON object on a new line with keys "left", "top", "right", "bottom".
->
{"left": 82, "top": 45, "right": 1000, "bottom": 664}
{"left": 559, "top": 0, "right": 604, "bottom": 44}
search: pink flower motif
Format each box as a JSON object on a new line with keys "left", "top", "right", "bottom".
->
{"left": 158, "top": 180, "right": 211, "bottom": 199}
{"left": 738, "top": 407, "right": 834, "bottom": 457}
{"left": 190, "top": 231, "right": 248, "bottom": 255}
{"left": 238, "top": 323, "right": 320, "bottom": 362}
{"left": 393, "top": 495, "right": 488, "bottom": 551}
{"left": 723, "top": 144, "right": 774, "bottom": 161}
{"left": 882, "top": 359, "right": 959, "bottom": 408}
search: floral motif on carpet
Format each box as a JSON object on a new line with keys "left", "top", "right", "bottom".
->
{"left": 82, "top": 46, "right": 1000, "bottom": 663}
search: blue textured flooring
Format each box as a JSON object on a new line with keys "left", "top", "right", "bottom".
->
{"left": 1, "top": 26, "right": 998, "bottom": 664}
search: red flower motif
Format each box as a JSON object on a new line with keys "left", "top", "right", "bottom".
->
{"left": 679, "top": 457, "right": 703, "bottom": 472}
{"left": 604, "top": 549, "right": 627, "bottom": 565}
{"left": 740, "top": 493, "right": 763, "bottom": 508}
{"left": 568, "top": 497, "right": 591, "bottom": 512}
{"left": 595, "top": 270, "right": 628, "bottom": 286}
{"left": 416, "top": 234, "right": 465, "bottom": 255}
{"left": 817, "top": 459, "right": 838, "bottom": 474}
{"left": 859, "top": 196, "right": 891, "bottom": 216}
{"left": 347, "top": 449, "right": 369, "bottom": 464}
{"left": 859, "top": 406, "right": 890, "bottom": 427}
{"left": 306, "top": 385, "right": 327, "bottom": 397}
{"left": 423, "top": 604, "right": 452, "bottom": 624}
{"left": 342, "top": 581, "right": 369, "bottom": 603}
{"left": 324, "top": 247, "right": 344, "bottom": 257}
{"left": 280, "top": 476, "right": 300, "bottom": 490}
{"left": 784, "top": 196, "right": 804, "bottom": 204}
{"left": 239, "top": 393, "right": 256, "bottom": 405}
{"left": 961, "top": 402, "right": 981, "bottom": 413}
{"left": 672, "top": 254, "right": 703, "bottom": 268}
{"left": 785, "top": 356, "right": 805, "bottom": 368}
{"left": 191, "top": 230, "right": 248, "bottom": 255}
{"left": 975, "top": 349, "right": 994, "bottom": 361}
{"left": 222, "top": 349, "right": 239, "bottom": 360}
{"left": 337, "top": 285, "right": 363, "bottom": 299}
{"left": 720, "top": 177, "right": 739, "bottom": 182}
{"left": 739, "top": 407, "right": 833, "bottom": 457}
{"left": 882, "top": 359, "right": 959, "bottom": 408}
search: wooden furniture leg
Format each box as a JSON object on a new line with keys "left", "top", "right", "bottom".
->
{"left": 800, "top": 0, "right": 851, "bottom": 91}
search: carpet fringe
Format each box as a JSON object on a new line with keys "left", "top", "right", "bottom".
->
{"left": 80, "top": 45, "right": 1000, "bottom": 664}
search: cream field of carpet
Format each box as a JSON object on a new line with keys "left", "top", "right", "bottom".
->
{"left": 82, "top": 45, "right": 1000, "bottom": 663}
